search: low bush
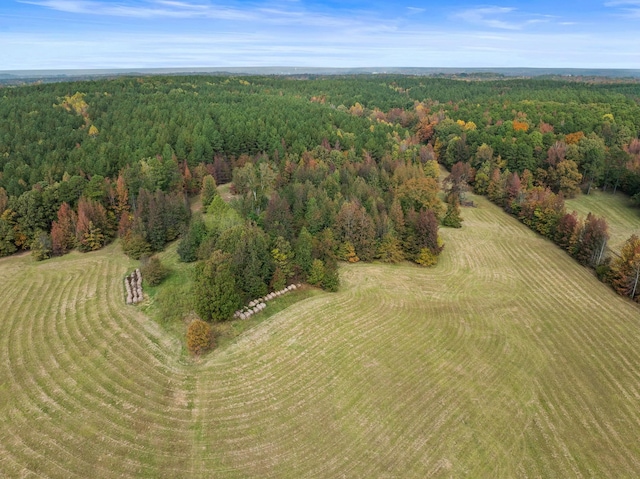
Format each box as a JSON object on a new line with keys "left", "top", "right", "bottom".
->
{"left": 121, "top": 233, "right": 152, "bottom": 260}
{"left": 187, "top": 319, "right": 214, "bottom": 355}
{"left": 140, "top": 256, "right": 169, "bottom": 286}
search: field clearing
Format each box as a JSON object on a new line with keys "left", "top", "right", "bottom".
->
{"left": 565, "top": 190, "right": 639, "bottom": 253}
{"left": 1, "top": 195, "right": 640, "bottom": 477}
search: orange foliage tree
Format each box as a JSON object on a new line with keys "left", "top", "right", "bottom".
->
{"left": 512, "top": 120, "right": 529, "bottom": 132}
{"left": 187, "top": 319, "right": 214, "bottom": 355}
{"left": 565, "top": 131, "right": 585, "bottom": 145}
{"left": 51, "top": 202, "right": 77, "bottom": 255}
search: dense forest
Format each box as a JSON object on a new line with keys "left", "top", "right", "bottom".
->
{"left": 1, "top": 74, "right": 639, "bottom": 312}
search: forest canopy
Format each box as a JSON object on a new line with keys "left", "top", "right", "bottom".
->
{"left": 1, "top": 74, "right": 639, "bottom": 305}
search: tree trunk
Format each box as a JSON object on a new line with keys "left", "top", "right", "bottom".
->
{"left": 631, "top": 266, "right": 640, "bottom": 300}
{"left": 594, "top": 239, "right": 607, "bottom": 266}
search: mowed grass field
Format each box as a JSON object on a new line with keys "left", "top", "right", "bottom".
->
{"left": 1, "top": 195, "right": 640, "bottom": 478}
{"left": 566, "top": 190, "right": 640, "bottom": 253}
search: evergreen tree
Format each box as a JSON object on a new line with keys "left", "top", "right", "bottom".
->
{"left": 200, "top": 175, "right": 218, "bottom": 209}
{"left": 177, "top": 218, "right": 208, "bottom": 263}
{"left": 441, "top": 200, "right": 462, "bottom": 228}
{"left": 295, "top": 227, "right": 314, "bottom": 277}
{"left": 194, "top": 250, "right": 242, "bottom": 322}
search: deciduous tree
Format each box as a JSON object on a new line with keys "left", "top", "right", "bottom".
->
{"left": 200, "top": 174, "right": 218, "bottom": 209}
{"left": 611, "top": 235, "right": 640, "bottom": 301}
{"left": 187, "top": 319, "right": 214, "bottom": 355}
{"left": 51, "top": 202, "right": 77, "bottom": 255}
{"left": 574, "top": 213, "right": 609, "bottom": 267}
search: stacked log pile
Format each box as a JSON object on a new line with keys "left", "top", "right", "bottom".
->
{"left": 233, "top": 283, "right": 301, "bottom": 320}
{"left": 124, "top": 269, "right": 144, "bottom": 305}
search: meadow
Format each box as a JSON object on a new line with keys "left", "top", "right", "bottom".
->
{"left": 566, "top": 190, "right": 639, "bottom": 254}
{"left": 1, "top": 194, "right": 639, "bottom": 478}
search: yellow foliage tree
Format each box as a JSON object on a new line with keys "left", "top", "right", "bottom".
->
{"left": 416, "top": 247, "right": 438, "bottom": 267}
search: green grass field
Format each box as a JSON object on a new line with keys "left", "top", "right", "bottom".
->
{"left": 1, "top": 194, "right": 640, "bottom": 478}
{"left": 566, "top": 190, "right": 640, "bottom": 253}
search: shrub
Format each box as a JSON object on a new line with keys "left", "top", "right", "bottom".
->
{"left": 187, "top": 319, "right": 213, "bottom": 355}
{"left": 140, "top": 256, "right": 169, "bottom": 286}
{"left": 31, "top": 230, "right": 52, "bottom": 261}
{"left": 416, "top": 247, "right": 438, "bottom": 267}
{"left": 121, "top": 233, "right": 152, "bottom": 259}
{"left": 441, "top": 201, "right": 462, "bottom": 228}
{"left": 321, "top": 263, "right": 340, "bottom": 292}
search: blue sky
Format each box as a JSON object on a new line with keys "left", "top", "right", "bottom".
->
{"left": 0, "top": 0, "right": 639, "bottom": 70}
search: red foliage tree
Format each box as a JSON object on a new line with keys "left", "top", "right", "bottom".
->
{"left": 51, "top": 202, "right": 77, "bottom": 255}
{"left": 611, "top": 235, "right": 640, "bottom": 301}
{"left": 554, "top": 211, "right": 580, "bottom": 252}
{"left": 505, "top": 171, "right": 522, "bottom": 208}
{"left": 546, "top": 141, "right": 567, "bottom": 167}
{"left": 574, "top": 213, "right": 609, "bottom": 267}
{"left": 76, "top": 197, "right": 110, "bottom": 252}
{"left": 444, "top": 161, "right": 473, "bottom": 203}
{"left": 405, "top": 208, "right": 442, "bottom": 257}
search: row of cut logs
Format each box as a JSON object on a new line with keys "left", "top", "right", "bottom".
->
{"left": 125, "top": 269, "right": 143, "bottom": 305}
{"left": 233, "top": 283, "right": 301, "bottom": 320}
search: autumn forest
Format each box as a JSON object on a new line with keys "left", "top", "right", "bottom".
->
{"left": 1, "top": 74, "right": 640, "bottom": 317}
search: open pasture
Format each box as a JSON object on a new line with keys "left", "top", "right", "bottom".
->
{"left": 1, "top": 196, "right": 640, "bottom": 477}
{"left": 566, "top": 190, "right": 639, "bottom": 253}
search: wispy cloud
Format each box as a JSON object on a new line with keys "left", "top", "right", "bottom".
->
{"left": 604, "top": 0, "right": 640, "bottom": 17}
{"left": 2, "top": 22, "right": 638, "bottom": 70}
{"left": 18, "top": 0, "right": 381, "bottom": 28}
{"left": 3, "top": 1, "right": 639, "bottom": 70}
{"left": 604, "top": 0, "right": 640, "bottom": 5}
{"left": 20, "top": 0, "right": 256, "bottom": 20}
{"left": 406, "top": 7, "right": 425, "bottom": 14}
{"left": 454, "top": 6, "right": 552, "bottom": 30}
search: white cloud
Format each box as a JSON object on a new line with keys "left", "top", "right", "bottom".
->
{"left": 20, "top": 0, "right": 257, "bottom": 20}
{"left": 454, "top": 6, "right": 555, "bottom": 30}
{"left": 454, "top": 6, "right": 520, "bottom": 30}
{"left": 604, "top": 0, "right": 640, "bottom": 17}
{"left": 18, "top": 0, "right": 380, "bottom": 27}
{"left": 3, "top": 1, "right": 639, "bottom": 69}
{"left": 2, "top": 24, "right": 639, "bottom": 70}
